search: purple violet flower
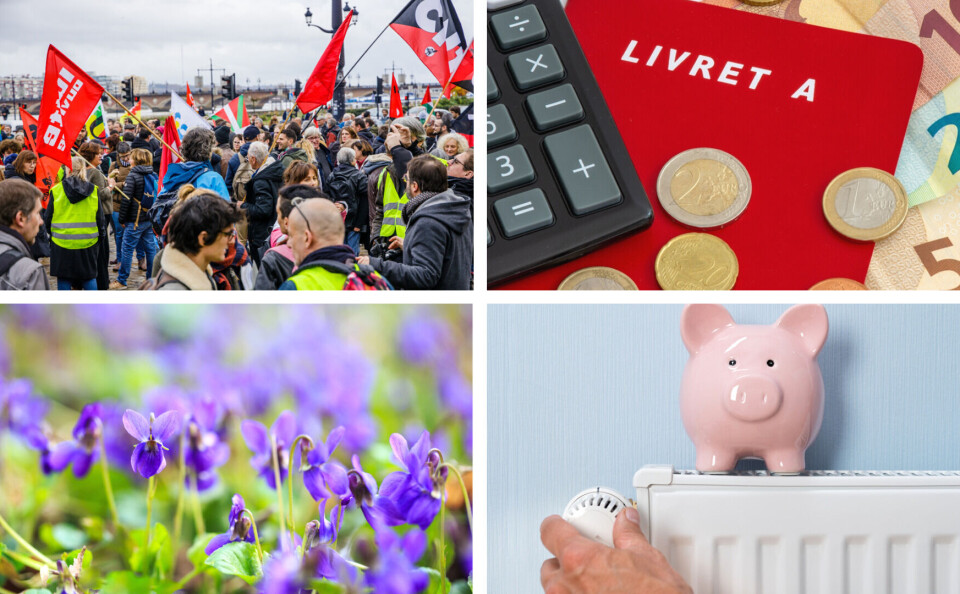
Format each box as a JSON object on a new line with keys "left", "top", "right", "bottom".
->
{"left": 48, "top": 403, "right": 103, "bottom": 478}
{"left": 364, "top": 527, "right": 429, "bottom": 594}
{"left": 300, "top": 426, "right": 349, "bottom": 504}
{"left": 346, "top": 455, "right": 380, "bottom": 528}
{"left": 205, "top": 494, "right": 255, "bottom": 554}
{"left": 0, "top": 379, "right": 49, "bottom": 441}
{"left": 183, "top": 403, "right": 230, "bottom": 492}
{"left": 259, "top": 545, "right": 303, "bottom": 594}
{"left": 241, "top": 411, "right": 296, "bottom": 490}
{"left": 374, "top": 431, "right": 448, "bottom": 531}
{"left": 122, "top": 409, "right": 181, "bottom": 478}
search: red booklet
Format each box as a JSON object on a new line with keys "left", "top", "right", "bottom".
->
{"left": 499, "top": 0, "right": 922, "bottom": 290}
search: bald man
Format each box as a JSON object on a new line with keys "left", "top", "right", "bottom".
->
{"left": 278, "top": 197, "right": 389, "bottom": 290}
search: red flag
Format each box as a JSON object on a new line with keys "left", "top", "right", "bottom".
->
{"left": 389, "top": 74, "right": 403, "bottom": 119}
{"left": 421, "top": 86, "right": 432, "bottom": 106}
{"left": 447, "top": 39, "right": 474, "bottom": 98}
{"left": 186, "top": 83, "right": 195, "bottom": 107}
{"left": 390, "top": 0, "right": 468, "bottom": 87}
{"left": 158, "top": 115, "right": 182, "bottom": 194}
{"left": 18, "top": 107, "right": 59, "bottom": 197}
{"left": 297, "top": 10, "right": 353, "bottom": 113}
{"left": 36, "top": 45, "right": 105, "bottom": 168}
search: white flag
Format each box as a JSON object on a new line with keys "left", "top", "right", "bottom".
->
{"left": 169, "top": 92, "right": 211, "bottom": 138}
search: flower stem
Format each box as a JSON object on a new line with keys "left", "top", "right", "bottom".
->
{"left": 242, "top": 509, "right": 264, "bottom": 562}
{"left": 270, "top": 434, "right": 287, "bottom": 550}
{"left": 2, "top": 547, "right": 48, "bottom": 571}
{"left": 0, "top": 510, "right": 56, "bottom": 567}
{"left": 172, "top": 432, "right": 187, "bottom": 545}
{"left": 439, "top": 463, "right": 473, "bottom": 533}
{"left": 175, "top": 566, "right": 202, "bottom": 589}
{"left": 436, "top": 492, "right": 447, "bottom": 594}
{"left": 98, "top": 438, "right": 120, "bottom": 528}
{"left": 190, "top": 472, "right": 206, "bottom": 536}
{"left": 145, "top": 476, "right": 155, "bottom": 549}
{"left": 287, "top": 435, "right": 313, "bottom": 538}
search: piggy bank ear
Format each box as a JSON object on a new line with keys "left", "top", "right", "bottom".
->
{"left": 681, "top": 304, "right": 735, "bottom": 354}
{"left": 775, "top": 304, "right": 828, "bottom": 357}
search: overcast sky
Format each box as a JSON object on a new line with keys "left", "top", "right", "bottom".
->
{"left": 0, "top": 0, "right": 474, "bottom": 90}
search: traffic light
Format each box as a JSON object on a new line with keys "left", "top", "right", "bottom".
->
{"left": 121, "top": 77, "right": 134, "bottom": 103}
{"left": 294, "top": 79, "right": 302, "bottom": 97}
{"left": 0, "top": 106, "right": 8, "bottom": 120}
{"left": 376, "top": 77, "right": 383, "bottom": 104}
{"left": 221, "top": 74, "right": 236, "bottom": 100}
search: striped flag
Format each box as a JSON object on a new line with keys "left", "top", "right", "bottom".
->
{"left": 211, "top": 95, "right": 250, "bottom": 133}
{"left": 84, "top": 100, "right": 107, "bottom": 140}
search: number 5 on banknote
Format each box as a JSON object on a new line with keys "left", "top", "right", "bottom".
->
{"left": 914, "top": 237, "right": 960, "bottom": 289}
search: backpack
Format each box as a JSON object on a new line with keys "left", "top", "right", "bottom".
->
{"left": 318, "top": 260, "right": 392, "bottom": 290}
{"left": 149, "top": 190, "right": 179, "bottom": 237}
{"left": 0, "top": 250, "right": 26, "bottom": 279}
{"left": 138, "top": 269, "right": 181, "bottom": 291}
{"left": 232, "top": 153, "right": 253, "bottom": 202}
{"left": 325, "top": 169, "right": 354, "bottom": 205}
{"left": 141, "top": 173, "right": 158, "bottom": 211}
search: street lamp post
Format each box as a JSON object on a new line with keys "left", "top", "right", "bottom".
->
{"left": 305, "top": 2, "right": 358, "bottom": 120}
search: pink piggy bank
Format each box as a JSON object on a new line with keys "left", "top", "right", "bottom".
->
{"left": 680, "top": 304, "right": 829, "bottom": 474}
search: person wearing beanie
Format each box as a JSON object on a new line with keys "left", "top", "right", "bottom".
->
{"left": 215, "top": 126, "right": 235, "bottom": 180}
{"left": 226, "top": 126, "right": 261, "bottom": 188}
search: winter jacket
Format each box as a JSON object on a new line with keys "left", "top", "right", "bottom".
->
{"left": 369, "top": 189, "right": 472, "bottom": 290}
{"left": 155, "top": 245, "right": 217, "bottom": 290}
{"left": 162, "top": 161, "right": 230, "bottom": 201}
{"left": 278, "top": 244, "right": 356, "bottom": 291}
{"left": 118, "top": 165, "right": 157, "bottom": 225}
{"left": 226, "top": 143, "right": 251, "bottom": 188}
{"left": 278, "top": 147, "right": 309, "bottom": 171}
{"left": 314, "top": 144, "right": 334, "bottom": 185}
{"left": 255, "top": 227, "right": 295, "bottom": 290}
{"left": 326, "top": 164, "right": 367, "bottom": 228}
{"left": 85, "top": 167, "right": 113, "bottom": 216}
{"left": 109, "top": 159, "right": 133, "bottom": 210}
{"left": 44, "top": 177, "right": 106, "bottom": 282}
{"left": 242, "top": 157, "right": 283, "bottom": 252}
{"left": 448, "top": 176, "right": 474, "bottom": 202}
{"left": 0, "top": 226, "right": 49, "bottom": 290}
{"left": 358, "top": 129, "right": 375, "bottom": 145}
{"left": 363, "top": 155, "right": 392, "bottom": 239}
{"left": 4, "top": 166, "right": 36, "bottom": 185}
{"left": 218, "top": 146, "right": 236, "bottom": 179}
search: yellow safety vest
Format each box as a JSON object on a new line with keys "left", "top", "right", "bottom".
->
{"left": 50, "top": 183, "right": 99, "bottom": 249}
{"left": 378, "top": 155, "right": 448, "bottom": 239}
{"left": 289, "top": 265, "right": 348, "bottom": 291}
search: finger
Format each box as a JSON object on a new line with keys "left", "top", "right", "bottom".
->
{"left": 540, "top": 558, "right": 560, "bottom": 589}
{"left": 612, "top": 507, "right": 651, "bottom": 552}
{"left": 540, "top": 515, "right": 592, "bottom": 559}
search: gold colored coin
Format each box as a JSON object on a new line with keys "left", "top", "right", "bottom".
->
{"left": 670, "top": 159, "right": 739, "bottom": 216}
{"left": 823, "top": 168, "right": 908, "bottom": 242}
{"left": 655, "top": 233, "right": 739, "bottom": 290}
{"left": 558, "top": 267, "right": 639, "bottom": 291}
{"left": 810, "top": 278, "right": 868, "bottom": 290}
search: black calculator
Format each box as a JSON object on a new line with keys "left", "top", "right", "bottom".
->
{"left": 486, "top": 0, "right": 654, "bottom": 286}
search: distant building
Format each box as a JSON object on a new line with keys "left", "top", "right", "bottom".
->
{"left": 129, "top": 75, "right": 148, "bottom": 97}
{"left": 0, "top": 76, "right": 43, "bottom": 101}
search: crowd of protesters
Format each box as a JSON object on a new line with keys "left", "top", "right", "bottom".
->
{"left": 0, "top": 103, "right": 474, "bottom": 290}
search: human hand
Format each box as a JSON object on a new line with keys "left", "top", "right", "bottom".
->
{"left": 398, "top": 126, "right": 411, "bottom": 147}
{"left": 540, "top": 510, "right": 692, "bottom": 594}
{"left": 357, "top": 256, "right": 370, "bottom": 265}
{"left": 335, "top": 203, "right": 346, "bottom": 213}
{"left": 385, "top": 125, "right": 402, "bottom": 150}
{"left": 388, "top": 236, "right": 403, "bottom": 250}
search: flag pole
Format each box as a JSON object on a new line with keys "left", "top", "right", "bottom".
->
{"left": 328, "top": 20, "right": 394, "bottom": 98}
{"left": 103, "top": 90, "right": 184, "bottom": 161}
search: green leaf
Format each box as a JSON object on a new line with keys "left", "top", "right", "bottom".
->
{"left": 128, "top": 522, "right": 173, "bottom": 577}
{"left": 99, "top": 571, "right": 154, "bottom": 594}
{"left": 425, "top": 567, "right": 451, "bottom": 594}
{"left": 450, "top": 581, "right": 472, "bottom": 594}
{"left": 63, "top": 547, "right": 93, "bottom": 575}
{"left": 204, "top": 541, "right": 263, "bottom": 585}
{"left": 21, "top": 590, "right": 53, "bottom": 594}
{"left": 308, "top": 581, "right": 348, "bottom": 593}
{"left": 188, "top": 533, "right": 216, "bottom": 569}
{"left": 52, "top": 523, "right": 89, "bottom": 550}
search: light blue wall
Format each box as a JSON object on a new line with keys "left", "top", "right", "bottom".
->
{"left": 488, "top": 304, "right": 960, "bottom": 593}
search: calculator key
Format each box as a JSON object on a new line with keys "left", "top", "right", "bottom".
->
{"left": 487, "top": 104, "right": 518, "bottom": 148}
{"left": 488, "top": 0, "right": 524, "bottom": 9}
{"left": 494, "top": 190, "right": 555, "bottom": 238}
{"left": 543, "top": 125, "right": 622, "bottom": 215}
{"left": 526, "top": 84, "right": 584, "bottom": 132}
{"left": 488, "top": 145, "right": 536, "bottom": 194}
{"left": 507, "top": 45, "right": 564, "bottom": 91}
{"left": 491, "top": 5, "right": 547, "bottom": 50}
{"left": 488, "top": 68, "right": 500, "bottom": 102}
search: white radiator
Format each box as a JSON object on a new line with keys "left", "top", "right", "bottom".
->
{"left": 633, "top": 465, "right": 960, "bottom": 594}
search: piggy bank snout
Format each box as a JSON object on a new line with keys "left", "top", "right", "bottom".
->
{"left": 722, "top": 375, "right": 783, "bottom": 422}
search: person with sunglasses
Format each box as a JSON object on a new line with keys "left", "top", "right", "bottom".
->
{"left": 279, "top": 196, "right": 386, "bottom": 291}
{"left": 149, "top": 190, "right": 244, "bottom": 290}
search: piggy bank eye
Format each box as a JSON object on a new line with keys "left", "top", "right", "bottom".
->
{"left": 728, "top": 359, "right": 736, "bottom": 366}
{"left": 767, "top": 359, "right": 775, "bottom": 367}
